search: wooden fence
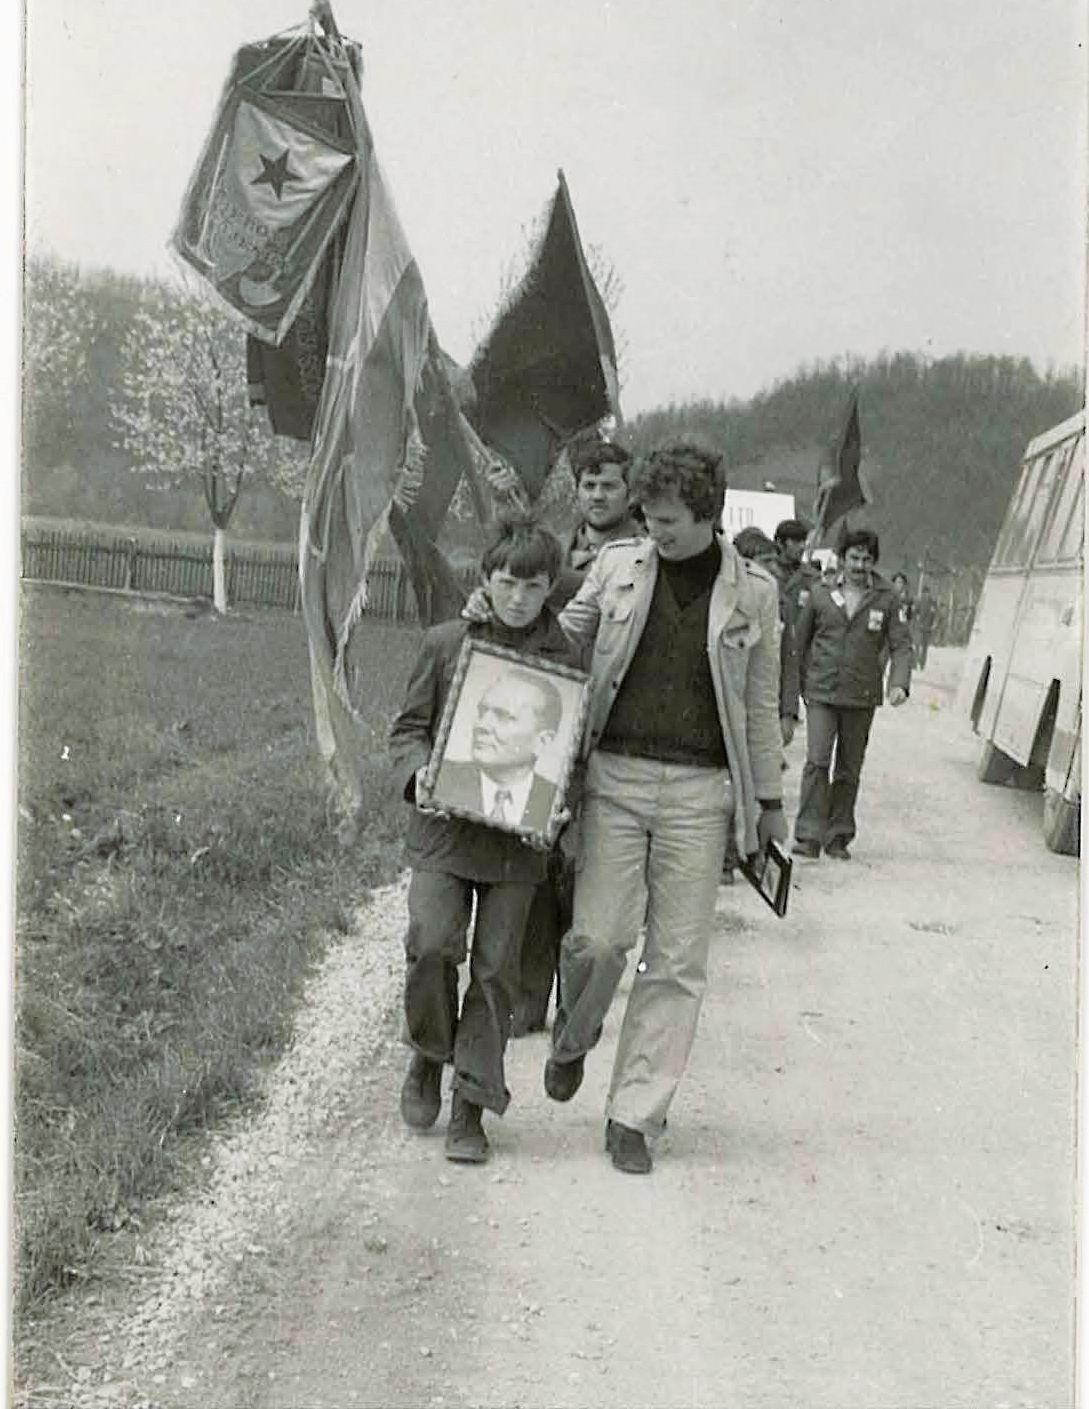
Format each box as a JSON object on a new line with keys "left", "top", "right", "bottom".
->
{"left": 20, "top": 524, "right": 476, "bottom": 623}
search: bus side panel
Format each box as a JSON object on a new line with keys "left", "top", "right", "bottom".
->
{"left": 991, "top": 675, "right": 1049, "bottom": 765}
{"left": 1046, "top": 710, "right": 1080, "bottom": 801}
{"left": 967, "top": 572, "right": 1030, "bottom": 743}
{"left": 992, "top": 574, "right": 1082, "bottom": 764}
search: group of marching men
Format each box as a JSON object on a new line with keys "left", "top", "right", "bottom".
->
{"left": 389, "top": 435, "right": 914, "bottom": 1172}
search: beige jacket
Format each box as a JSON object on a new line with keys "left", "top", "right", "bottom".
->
{"left": 558, "top": 536, "right": 783, "bottom": 857}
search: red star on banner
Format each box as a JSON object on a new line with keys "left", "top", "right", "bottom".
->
{"left": 252, "top": 149, "right": 300, "bottom": 199}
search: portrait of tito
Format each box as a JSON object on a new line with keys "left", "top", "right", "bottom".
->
{"left": 433, "top": 669, "right": 564, "bottom": 834}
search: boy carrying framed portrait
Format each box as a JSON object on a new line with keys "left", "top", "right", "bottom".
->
{"left": 388, "top": 511, "right": 585, "bottom": 1163}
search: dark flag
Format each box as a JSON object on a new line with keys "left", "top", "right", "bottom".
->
{"left": 467, "top": 170, "right": 621, "bottom": 501}
{"left": 812, "top": 389, "right": 865, "bottom": 548}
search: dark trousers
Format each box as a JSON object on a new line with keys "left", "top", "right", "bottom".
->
{"left": 403, "top": 869, "right": 535, "bottom": 1115}
{"left": 795, "top": 702, "right": 875, "bottom": 848}
{"left": 517, "top": 850, "right": 574, "bottom": 1025}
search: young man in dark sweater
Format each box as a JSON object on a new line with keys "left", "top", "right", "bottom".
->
{"left": 543, "top": 445, "right": 788, "bottom": 1173}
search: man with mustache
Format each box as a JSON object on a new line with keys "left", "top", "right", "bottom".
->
{"left": 511, "top": 432, "right": 645, "bottom": 1037}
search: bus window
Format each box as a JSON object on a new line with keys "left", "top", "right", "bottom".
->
{"left": 994, "top": 447, "right": 1063, "bottom": 569}
{"left": 1057, "top": 466, "right": 1085, "bottom": 563}
{"left": 1038, "top": 437, "right": 1084, "bottom": 564}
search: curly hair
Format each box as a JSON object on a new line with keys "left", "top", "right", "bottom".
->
{"left": 480, "top": 508, "right": 563, "bottom": 581}
{"left": 629, "top": 443, "right": 726, "bottom": 523}
{"left": 566, "top": 429, "right": 632, "bottom": 486}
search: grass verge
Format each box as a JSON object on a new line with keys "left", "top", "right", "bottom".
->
{"left": 16, "top": 585, "right": 420, "bottom": 1313}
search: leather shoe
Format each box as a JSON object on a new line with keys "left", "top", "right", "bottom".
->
{"left": 605, "top": 1120, "right": 652, "bottom": 1174}
{"left": 825, "top": 841, "right": 851, "bottom": 860}
{"left": 792, "top": 839, "right": 820, "bottom": 859}
{"left": 400, "top": 1052, "right": 442, "bottom": 1130}
{"left": 444, "top": 1091, "right": 489, "bottom": 1163}
{"left": 544, "top": 1054, "right": 584, "bottom": 1102}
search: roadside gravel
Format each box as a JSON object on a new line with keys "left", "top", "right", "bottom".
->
{"left": 16, "top": 878, "right": 409, "bottom": 1409}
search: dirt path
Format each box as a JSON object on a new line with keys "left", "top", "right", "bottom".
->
{"left": 21, "top": 649, "right": 1079, "bottom": 1408}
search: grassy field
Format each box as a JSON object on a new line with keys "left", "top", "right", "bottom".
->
{"left": 16, "top": 584, "right": 421, "bottom": 1311}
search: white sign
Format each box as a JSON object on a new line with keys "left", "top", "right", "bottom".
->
{"left": 721, "top": 490, "right": 796, "bottom": 541}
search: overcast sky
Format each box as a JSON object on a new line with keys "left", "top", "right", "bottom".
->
{"left": 21, "top": 0, "right": 1088, "bottom": 415}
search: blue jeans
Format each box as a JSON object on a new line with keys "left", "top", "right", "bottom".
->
{"left": 794, "top": 702, "right": 875, "bottom": 848}
{"left": 551, "top": 752, "right": 731, "bottom": 1134}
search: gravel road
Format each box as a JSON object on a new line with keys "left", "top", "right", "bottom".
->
{"left": 19, "top": 648, "right": 1080, "bottom": 1409}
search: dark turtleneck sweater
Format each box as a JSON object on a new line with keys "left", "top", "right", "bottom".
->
{"left": 598, "top": 539, "right": 727, "bottom": 768}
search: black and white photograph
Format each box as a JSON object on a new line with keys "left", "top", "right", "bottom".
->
{"left": 10, "top": 0, "right": 1087, "bottom": 1405}
{"left": 420, "top": 639, "right": 589, "bottom": 849}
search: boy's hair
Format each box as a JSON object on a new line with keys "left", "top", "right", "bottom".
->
{"left": 891, "top": 571, "right": 908, "bottom": 586}
{"left": 629, "top": 443, "right": 726, "bottom": 523}
{"left": 841, "top": 528, "right": 880, "bottom": 562}
{"left": 480, "top": 509, "right": 562, "bottom": 582}
{"left": 567, "top": 429, "right": 632, "bottom": 486}
{"left": 733, "top": 526, "right": 776, "bottom": 560}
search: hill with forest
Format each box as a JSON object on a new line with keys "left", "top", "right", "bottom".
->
{"left": 22, "top": 259, "right": 1082, "bottom": 573}
{"left": 625, "top": 353, "right": 1081, "bottom": 571}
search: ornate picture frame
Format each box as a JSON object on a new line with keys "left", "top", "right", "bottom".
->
{"left": 416, "top": 637, "right": 591, "bottom": 851}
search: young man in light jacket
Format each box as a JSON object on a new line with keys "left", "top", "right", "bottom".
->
{"left": 544, "top": 443, "right": 787, "bottom": 1174}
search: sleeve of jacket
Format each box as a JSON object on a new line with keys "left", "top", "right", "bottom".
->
{"left": 794, "top": 595, "right": 816, "bottom": 701}
{"left": 746, "top": 577, "right": 785, "bottom": 800}
{"left": 885, "top": 595, "right": 914, "bottom": 695}
{"left": 388, "top": 631, "right": 442, "bottom": 802}
{"left": 779, "top": 610, "right": 801, "bottom": 720}
{"left": 557, "top": 550, "right": 605, "bottom": 647}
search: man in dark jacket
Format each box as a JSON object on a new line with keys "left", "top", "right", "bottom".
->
{"left": 772, "top": 518, "right": 821, "bottom": 632}
{"left": 389, "top": 513, "right": 577, "bottom": 1163}
{"left": 913, "top": 585, "right": 937, "bottom": 670}
{"left": 792, "top": 529, "right": 912, "bottom": 860}
{"left": 733, "top": 526, "right": 802, "bottom": 739}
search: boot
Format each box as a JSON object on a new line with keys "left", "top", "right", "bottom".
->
{"left": 605, "top": 1119, "right": 652, "bottom": 1174}
{"left": 400, "top": 1052, "right": 442, "bottom": 1130}
{"left": 444, "top": 1090, "right": 489, "bottom": 1164}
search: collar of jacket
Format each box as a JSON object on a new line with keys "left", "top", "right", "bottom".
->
{"left": 610, "top": 534, "right": 758, "bottom": 630}
{"left": 831, "top": 568, "right": 893, "bottom": 606}
{"left": 472, "top": 605, "right": 567, "bottom": 652}
{"left": 570, "top": 515, "right": 644, "bottom": 553}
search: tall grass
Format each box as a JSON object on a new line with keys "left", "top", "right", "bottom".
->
{"left": 15, "top": 586, "right": 420, "bottom": 1310}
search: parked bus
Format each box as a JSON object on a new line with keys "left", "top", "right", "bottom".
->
{"left": 957, "top": 409, "right": 1083, "bottom": 854}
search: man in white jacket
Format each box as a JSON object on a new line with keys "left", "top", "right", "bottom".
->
{"left": 544, "top": 444, "right": 787, "bottom": 1174}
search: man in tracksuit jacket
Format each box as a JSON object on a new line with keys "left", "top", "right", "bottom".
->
{"left": 792, "top": 528, "right": 912, "bottom": 860}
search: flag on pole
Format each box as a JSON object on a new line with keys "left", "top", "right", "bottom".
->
{"left": 467, "top": 171, "right": 621, "bottom": 501}
{"left": 243, "top": 39, "right": 362, "bottom": 438}
{"left": 297, "top": 43, "right": 485, "bottom": 814}
{"left": 812, "top": 388, "right": 865, "bottom": 549}
{"left": 171, "top": 32, "right": 359, "bottom": 347}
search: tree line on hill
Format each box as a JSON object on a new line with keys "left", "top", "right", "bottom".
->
{"left": 624, "top": 352, "right": 1082, "bottom": 572}
{"left": 23, "top": 255, "right": 1082, "bottom": 575}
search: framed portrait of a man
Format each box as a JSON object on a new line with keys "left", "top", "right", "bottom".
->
{"left": 417, "top": 639, "right": 590, "bottom": 849}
